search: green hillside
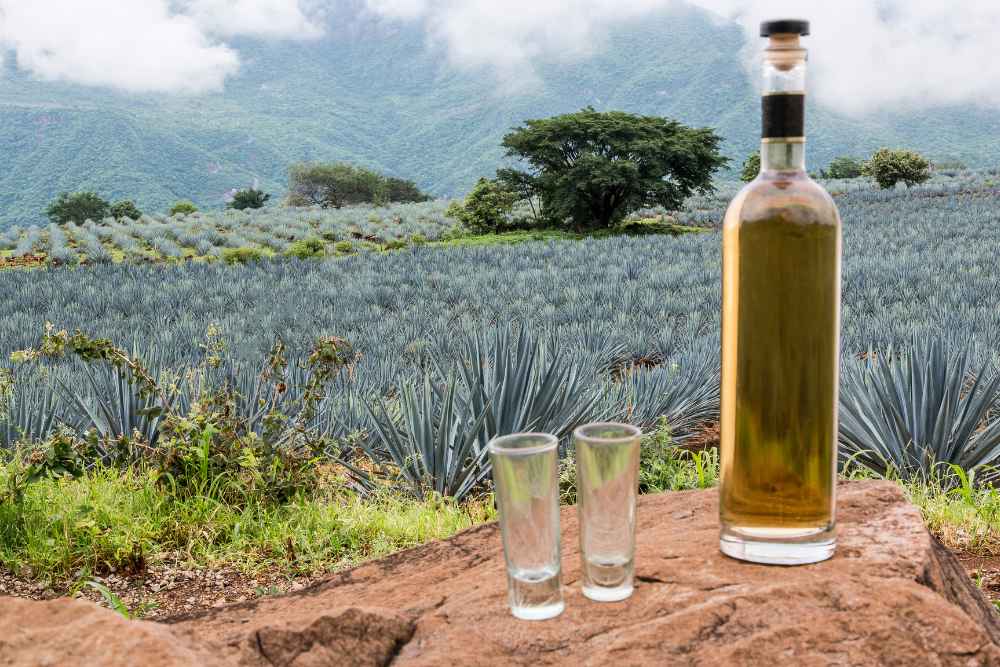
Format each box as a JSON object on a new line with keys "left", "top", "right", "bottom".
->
{"left": 1, "top": 5, "right": 998, "bottom": 228}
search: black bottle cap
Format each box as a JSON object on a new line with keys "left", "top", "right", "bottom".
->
{"left": 760, "top": 19, "right": 810, "bottom": 37}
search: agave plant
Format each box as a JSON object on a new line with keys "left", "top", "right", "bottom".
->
{"left": 350, "top": 373, "right": 491, "bottom": 502}
{"left": 56, "top": 354, "right": 180, "bottom": 450}
{"left": 451, "top": 326, "right": 605, "bottom": 448}
{"left": 839, "top": 340, "right": 1000, "bottom": 484}
{"left": 612, "top": 346, "right": 720, "bottom": 438}
{"left": 0, "top": 380, "right": 62, "bottom": 450}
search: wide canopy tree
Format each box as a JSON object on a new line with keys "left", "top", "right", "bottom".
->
{"left": 500, "top": 107, "right": 727, "bottom": 230}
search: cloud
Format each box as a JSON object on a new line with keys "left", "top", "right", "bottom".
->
{"left": 179, "top": 0, "right": 325, "bottom": 39}
{"left": 3, "top": 0, "right": 998, "bottom": 112}
{"left": 364, "top": 0, "right": 1000, "bottom": 114}
{"left": 0, "top": 0, "right": 324, "bottom": 94}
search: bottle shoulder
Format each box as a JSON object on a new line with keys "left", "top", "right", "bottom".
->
{"left": 724, "top": 173, "right": 840, "bottom": 229}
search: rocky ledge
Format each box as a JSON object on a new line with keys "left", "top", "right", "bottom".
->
{"left": 3, "top": 481, "right": 999, "bottom": 666}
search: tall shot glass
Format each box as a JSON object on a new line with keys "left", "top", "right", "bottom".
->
{"left": 488, "top": 433, "right": 564, "bottom": 621}
{"left": 574, "top": 422, "right": 642, "bottom": 602}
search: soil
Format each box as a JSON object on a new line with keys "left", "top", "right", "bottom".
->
{"left": 957, "top": 553, "right": 1000, "bottom": 607}
{"left": 0, "top": 559, "right": 320, "bottom": 620}
{"left": 681, "top": 421, "right": 720, "bottom": 451}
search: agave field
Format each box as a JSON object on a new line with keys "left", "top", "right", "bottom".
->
{"left": 2, "top": 169, "right": 1000, "bottom": 492}
{"left": 0, "top": 201, "right": 460, "bottom": 264}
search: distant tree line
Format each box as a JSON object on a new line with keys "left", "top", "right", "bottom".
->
{"left": 43, "top": 163, "right": 430, "bottom": 225}
{"left": 739, "top": 148, "right": 931, "bottom": 189}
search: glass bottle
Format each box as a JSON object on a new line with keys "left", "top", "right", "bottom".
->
{"left": 719, "top": 19, "right": 842, "bottom": 565}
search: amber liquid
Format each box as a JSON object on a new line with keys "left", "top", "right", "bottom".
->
{"left": 720, "top": 172, "right": 841, "bottom": 535}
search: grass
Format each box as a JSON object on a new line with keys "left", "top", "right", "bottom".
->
{"left": 431, "top": 220, "right": 708, "bottom": 249}
{"left": 0, "top": 463, "right": 495, "bottom": 582}
{"left": 904, "top": 477, "right": 1000, "bottom": 556}
{"left": 3, "top": 428, "right": 998, "bottom": 588}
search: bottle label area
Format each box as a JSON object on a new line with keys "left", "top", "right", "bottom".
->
{"left": 762, "top": 93, "right": 805, "bottom": 139}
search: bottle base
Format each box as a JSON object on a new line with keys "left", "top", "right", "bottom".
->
{"left": 720, "top": 524, "right": 835, "bottom": 565}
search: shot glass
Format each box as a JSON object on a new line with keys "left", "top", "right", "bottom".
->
{"left": 488, "top": 432, "right": 564, "bottom": 621}
{"left": 574, "top": 422, "right": 642, "bottom": 602}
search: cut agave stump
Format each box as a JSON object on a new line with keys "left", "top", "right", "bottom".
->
{"left": 3, "top": 481, "right": 1000, "bottom": 666}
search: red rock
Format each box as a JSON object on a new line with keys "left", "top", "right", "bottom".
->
{"left": 2, "top": 481, "right": 999, "bottom": 665}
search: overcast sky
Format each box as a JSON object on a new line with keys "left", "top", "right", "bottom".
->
{"left": 1, "top": 0, "right": 998, "bottom": 114}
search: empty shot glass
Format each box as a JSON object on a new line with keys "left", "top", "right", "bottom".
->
{"left": 574, "top": 422, "right": 642, "bottom": 602}
{"left": 488, "top": 432, "right": 564, "bottom": 621}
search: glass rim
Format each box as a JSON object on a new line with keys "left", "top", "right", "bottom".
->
{"left": 573, "top": 422, "right": 642, "bottom": 444}
{"left": 487, "top": 432, "right": 559, "bottom": 456}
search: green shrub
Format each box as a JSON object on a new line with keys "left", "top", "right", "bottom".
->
{"left": 740, "top": 153, "right": 760, "bottom": 182}
{"left": 333, "top": 241, "right": 354, "bottom": 254}
{"left": 46, "top": 192, "right": 110, "bottom": 225}
{"left": 169, "top": 201, "right": 198, "bottom": 217}
{"left": 862, "top": 148, "right": 932, "bottom": 189}
{"left": 383, "top": 239, "right": 407, "bottom": 251}
{"left": 222, "top": 247, "right": 265, "bottom": 265}
{"left": 109, "top": 200, "right": 142, "bottom": 221}
{"left": 446, "top": 178, "right": 518, "bottom": 234}
{"left": 410, "top": 234, "right": 427, "bottom": 245}
{"left": 820, "top": 156, "right": 863, "bottom": 179}
{"left": 229, "top": 189, "right": 271, "bottom": 211}
{"left": 285, "top": 238, "right": 326, "bottom": 259}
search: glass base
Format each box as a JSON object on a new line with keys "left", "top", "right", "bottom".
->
{"left": 511, "top": 600, "right": 565, "bottom": 621}
{"left": 581, "top": 555, "right": 634, "bottom": 602}
{"left": 508, "top": 568, "right": 564, "bottom": 621}
{"left": 582, "top": 583, "right": 633, "bottom": 602}
{"left": 720, "top": 524, "right": 835, "bottom": 565}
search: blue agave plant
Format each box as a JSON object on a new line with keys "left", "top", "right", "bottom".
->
{"left": 839, "top": 340, "right": 1000, "bottom": 484}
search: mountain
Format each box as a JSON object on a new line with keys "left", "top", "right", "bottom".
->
{"left": 1, "top": 4, "right": 998, "bottom": 228}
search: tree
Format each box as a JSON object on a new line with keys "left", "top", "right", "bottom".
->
{"left": 862, "top": 149, "right": 931, "bottom": 189}
{"left": 169, "top": 201, "right": 198, "bottom": 217}
{"left": 229, "top": 188, "right": 271, "bottom": 210}
{"left": 820, "top": 156, "right": 863, "bottom": 179}
{"left": 110, "top": 200, "right": 142, "bottom": 221}
{"left": 287, "top": 163, "right": 429, "bottom": 208}
{"left": 740, "top": 153, "right": 760, "bottom": 183}
{"left": 500, "top": 108, "right": 726, "bottom": 230}
{"left": 46, "top": 192, "right": 110, "bottom": 225}
{"left": 382, "top": 176, "right": 431, "bottom": 205}
{"left": 445, "top": 178, "right": 519, "bottom": 234}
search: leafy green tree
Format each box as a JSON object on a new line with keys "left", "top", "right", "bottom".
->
{"left": 109, "top": 200, "right": 142, "bottom": 221}
{"left": 862, "top": 149, "right": 931, "bottom": 189}
{"left": 229, "top": 188, "right": 271, "bottom": 210}
{"left": 445, "top": 178, "right": 519, "bottom": 234}
{"left": 287, "top": 163, "right": 429, "bottom": 208}
{"left": 500, "top": 108, "right": 726, "bottom": 230}
{"left": 46, "top": 192, "right": 110, "bottom": 225}
{"left": 382, "top": 177, "right": 431, "bottom": 205}
{"left": 740, "top": 153, "right": 760, "bottom": 182}
{"left": 820, "top": 156, "right": 863, "bottom": 179}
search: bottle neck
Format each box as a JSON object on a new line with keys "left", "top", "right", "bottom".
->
{"left": 760, "top": 34, "right": 807, "bottom": 173}
{"left": 761, "top": 140, "right": 805, "bottom": 171}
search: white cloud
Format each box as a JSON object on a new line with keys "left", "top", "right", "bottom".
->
{"left": 180, "top": 0, "right": 325, "bottom": 39}
{"left": 364, "top": 0, "right": 1000, "bottom": 114}
{"left": 0, "top": 0, "right": 324, "bottom": 94}
{"left": 3, "top": 0, "right": 998, "bottom": 112}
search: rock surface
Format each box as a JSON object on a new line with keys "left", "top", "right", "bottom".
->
{"left": 3, "top": 481, "right": 1000, "bottom": 666}
{"left": 0, "top": 596, "right": 225, "bottom": 667}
